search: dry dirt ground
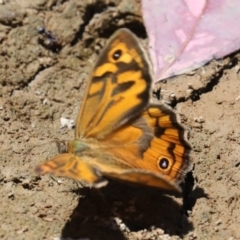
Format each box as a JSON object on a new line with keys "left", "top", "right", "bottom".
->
{"left": 0, "top": 1, "right": 240, "bottom": 240}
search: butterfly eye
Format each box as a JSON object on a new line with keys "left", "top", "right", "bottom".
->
{"left": 158, "top": 157, "right": 169, "bottom": 170}
{"left": 112, "top": 49, "right": 122, "bottom": 60}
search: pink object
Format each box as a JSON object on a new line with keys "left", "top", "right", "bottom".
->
{"left": 142, "top": 0, "right": 240, "bottom": 82}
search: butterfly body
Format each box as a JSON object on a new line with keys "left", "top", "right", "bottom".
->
{"left": 36, "top": 28, "right": 191, "bottom": 192}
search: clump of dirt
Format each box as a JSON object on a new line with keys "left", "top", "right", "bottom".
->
{"left": 0, "top": 1, "right": 240, "bottom": 240}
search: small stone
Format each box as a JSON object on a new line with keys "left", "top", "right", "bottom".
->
{"left": 194, "top": 116, "right": 205, "bottom": 123}
{"left": 60, "top": 117, "right": 74, "bottom": 129}
{"left": 215, "top": 219, "right": 222, "bottom": 225}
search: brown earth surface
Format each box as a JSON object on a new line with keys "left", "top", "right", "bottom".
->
{"left": 0, "top": 1, "right": 240, "bottom": 240}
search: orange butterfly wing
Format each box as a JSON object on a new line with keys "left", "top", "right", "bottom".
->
{"left": 35, "top": 153, "right": 100, "bottom": 183}
{"left": 75, "top": 28, "right": 153, "bottom": 139}
{"left": 97, "top": 104, "right": 191, "bottom": 191}
{"left": 36, "top": 29, "right": 191, "bottom": 192}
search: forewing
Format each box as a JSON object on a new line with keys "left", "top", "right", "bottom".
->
{"left": 75, "top": 28, "right": 153, "bottom": 139}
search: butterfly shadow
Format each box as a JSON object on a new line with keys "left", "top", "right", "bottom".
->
{"left": 60, "top": 180, "right": 201, "bottom": 239}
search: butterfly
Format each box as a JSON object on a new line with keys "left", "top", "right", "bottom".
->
{"left": 35, "top": 28, "right": 192, "bottom": 192}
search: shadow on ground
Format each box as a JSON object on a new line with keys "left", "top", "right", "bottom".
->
{"left": 60, "top": 180, "right": 205, "bottom": 239}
